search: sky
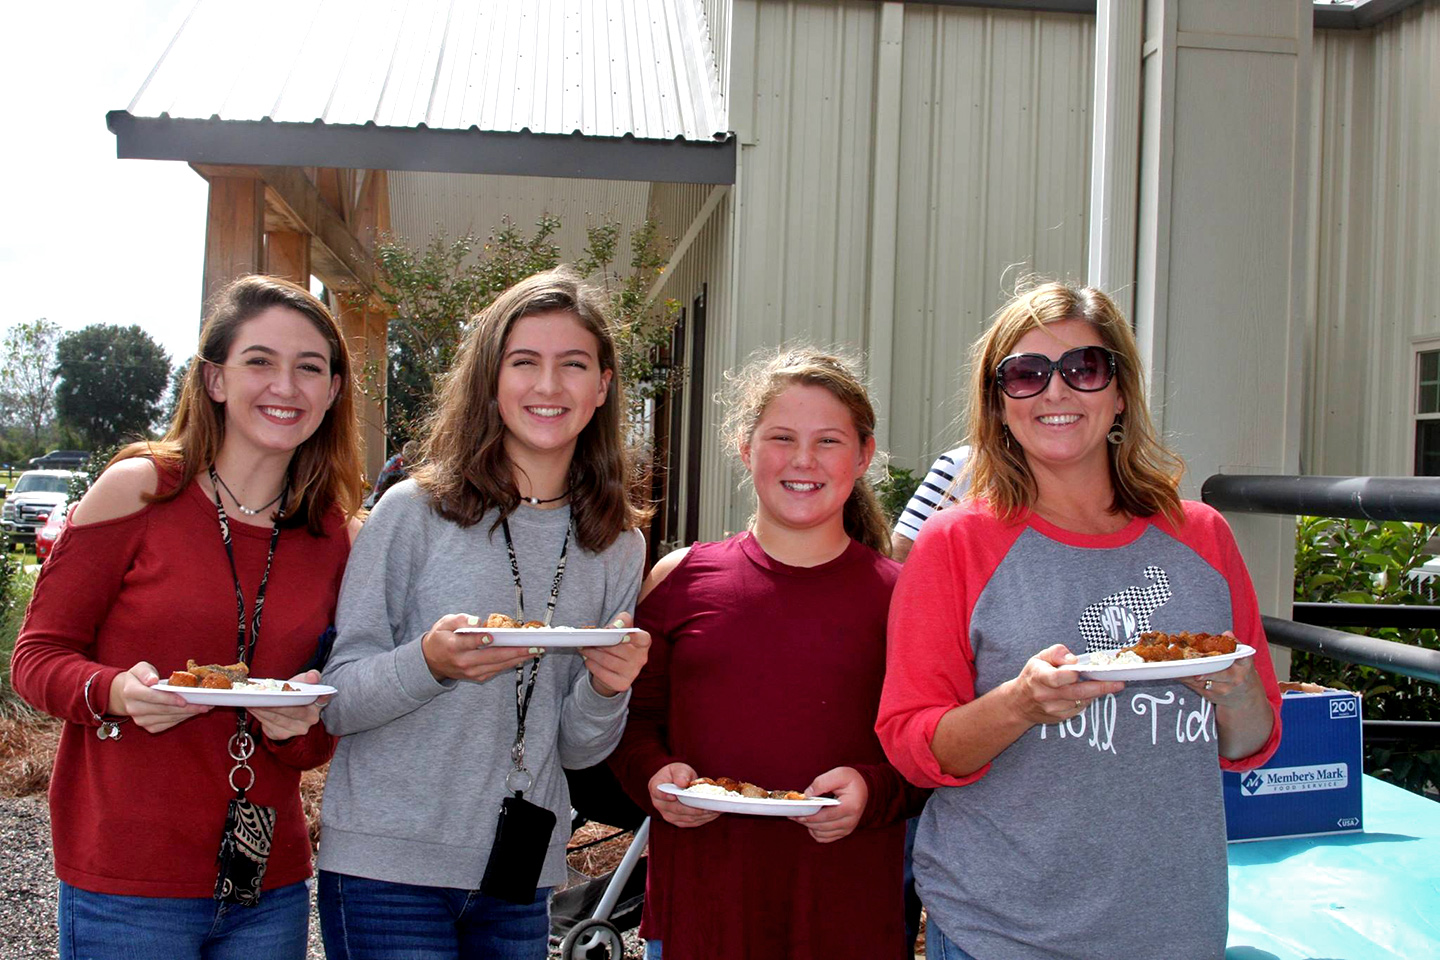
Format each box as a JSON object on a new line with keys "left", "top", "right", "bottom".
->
{"left": 1, "top": 0, "right": 209, "bottom": 370}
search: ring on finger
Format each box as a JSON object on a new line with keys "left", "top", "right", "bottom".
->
{"left": 1074, "top": 699, "right": 1083, "bottom": 710}
{"left": 1204, "top": 679, "right": 1214, "bottom": 692}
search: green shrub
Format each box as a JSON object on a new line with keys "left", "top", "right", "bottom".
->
{"left": 0, "top": 566, "right": 36, "bottom": 712}
{"left": 1292, "top": 516, "right": 1440, "bottom": 797}
{"left": 875, "top": 465, "right": 922, "bottom": 528}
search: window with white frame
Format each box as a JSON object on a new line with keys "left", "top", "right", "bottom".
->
{"left": 1414, "top": 343, "right": 1440, "bottom": 476}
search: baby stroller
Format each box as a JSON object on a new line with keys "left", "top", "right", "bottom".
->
{"left": 552, "top": 763, "right": 651, "bottom": 960}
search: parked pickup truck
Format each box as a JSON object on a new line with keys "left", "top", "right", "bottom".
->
{"left": 2, "top": 470, "right": 77, "bottom": 544}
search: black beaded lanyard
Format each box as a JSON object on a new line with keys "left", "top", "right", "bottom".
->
{"left": 499, "top": 516, "right": 570, "bottom": 796}
{"left": 208, "top": 466, "right": 285, "bottom": 797}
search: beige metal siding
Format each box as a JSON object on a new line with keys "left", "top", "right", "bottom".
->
{"left": 1308, "top": 3, "right": 1440, "bottom": 476}
{"left": 703, "top": 1, "right": 1094, "bottom": 538}
{"left": 387, "top": 172, "right": 651, "bottom": 265}
{"left": 647, "top": 182, "right": 735, "bottom": 543}
{"left": 890, "top": 5, "right": 1095, "bottom": 468}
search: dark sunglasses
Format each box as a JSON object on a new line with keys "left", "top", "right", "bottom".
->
{"left": 994, "top": 346, "right": 1117, "bottom": 399}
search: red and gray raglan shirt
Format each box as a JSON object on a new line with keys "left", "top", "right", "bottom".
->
{"left": 877, "top": 499, "right": 1282, "bottom": 960}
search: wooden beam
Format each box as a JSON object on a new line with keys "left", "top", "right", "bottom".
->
{"left": 336, "top": 297, "right": 388, "bottom": 479}
{"left": 193, "top": 164, "right": 377, "bottom": 292}
{"left": 202, "top": 176, "right": 265, "bottom": 313}
{"left": 265, "top": 230, "right": 311, "bottom": 285}
{"left": 352, "top": 170, "right": 391, "bottom": 254}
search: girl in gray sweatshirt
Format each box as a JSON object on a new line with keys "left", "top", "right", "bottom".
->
{"left": 317, "top": 268, "right": 653, "bottom": 960}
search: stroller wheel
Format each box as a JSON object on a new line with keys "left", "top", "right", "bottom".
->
{"left": 560, "top": 917, "right": 626, "bottom": 960}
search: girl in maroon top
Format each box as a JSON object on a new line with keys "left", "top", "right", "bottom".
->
{"left": 11, "top": 276, "right": 363, "bottom": 960}
{"left": 609, "top": 347, "right": 926, "bottom": 960}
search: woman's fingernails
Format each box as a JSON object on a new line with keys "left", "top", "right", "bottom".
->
{"left": 480, "top": 635, "right": 493, "bottom": 645}
{"left": 622, "top": 636, "right": 631, "bottom": 643}
{"left": 467, "top": 615, "right": 480, "bottom": 626}
{"left": 612, "top": 618, "right": 626, "bottom": 628}
{"left": 528, "top": 646, "right": 544, "bottom": 655}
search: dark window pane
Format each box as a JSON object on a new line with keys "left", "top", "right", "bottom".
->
{"left": 1420, "top": 352, "right": 1440, "bottom": 414}
{"left": 1416, "top": 421, "right": 1440, "bottom": 476}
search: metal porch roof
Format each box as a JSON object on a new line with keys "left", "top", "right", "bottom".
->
{"left": 110, "top": 0, "right": 734, "bottom": 184}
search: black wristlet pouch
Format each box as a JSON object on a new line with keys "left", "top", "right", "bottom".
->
{"left": 480, "top": 794, "right": 557, "bottom": 904}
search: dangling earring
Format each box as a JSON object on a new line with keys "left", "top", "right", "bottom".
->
{"left": 1107, "top": 415, "right": 1125, "bottom": 445}
{"left": 1002, "top": 424, "right": 1012, "bottom": 450}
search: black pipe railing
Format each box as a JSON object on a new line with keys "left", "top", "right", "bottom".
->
{"left": 1261, "top": 615, "right": 1440, "bottom": 685}
{"left": 1201, "top": 474, "right": 1440, "bottom": 523}
{"left": 1202, "top": 474, "right": 1440, "bottom": 748}
{"left": 1292, "top": 602, "right": 1440, "bottom": 630}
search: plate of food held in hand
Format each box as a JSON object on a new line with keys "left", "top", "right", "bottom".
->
{"left": 659, "top": 777, "right": 841, "bottom": 817}
{"left": 152, "top": 660, "right": 335, "bottom": 707}
{"left": 1060, "top": 632, "right": 1256, "bottom": 682}
{"left": 454, "top": 613, "right": 632, "bottom": 648}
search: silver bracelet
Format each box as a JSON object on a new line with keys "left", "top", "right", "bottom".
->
{"left": 82, "top": 670, "right": 128, "bottom": 741}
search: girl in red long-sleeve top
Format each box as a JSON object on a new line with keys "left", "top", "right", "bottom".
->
{"left": 608, "top": 346, "right": 927, "bottom": 960}
{"left": 11, "top": 276, "right": 363, "bottom": 960}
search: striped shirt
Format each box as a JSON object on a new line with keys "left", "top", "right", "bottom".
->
{"left": 892, "top": 446, "right": 970, "bottom": 542}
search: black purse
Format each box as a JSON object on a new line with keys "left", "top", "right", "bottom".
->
{"left": 215, "top": 794, "right": 277, "bottom": 906}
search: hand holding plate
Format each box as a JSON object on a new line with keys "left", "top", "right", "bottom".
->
{"left": 421, "top": 613, "right": 541, "bottom": 684}
{"left": 580, "top": 612, "right": 650, "bottom": 697}
{"left": 791, "top": 766, "right": 867, "bottom": 843}
{"left": 1008, "top": 644, "right": 1125, "bottom": 726}
{"left": 649, "top": 762, "right": 721, "bottom": 828}
{"left": 109, "top": 661, "right": 212, "bottom": 734}
{"left": 249, "top": 669, "right": 331, "bottom": 741}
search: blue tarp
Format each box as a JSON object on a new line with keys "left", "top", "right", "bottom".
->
{"left": 1227, "top": 775, "right": 1440, "bottom": 959}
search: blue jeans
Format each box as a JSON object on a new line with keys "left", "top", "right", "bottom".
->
{"left": 58, "top": 879, "right": 309, "bottom": 960}
{"left": 645, "top": 941, "right": 662, "bottom": 959}
{"left": 927, "top": 921, "right": 980, "bottom": 960}
{"left": 318, "top": 871, "right": 550, "bottom": 960}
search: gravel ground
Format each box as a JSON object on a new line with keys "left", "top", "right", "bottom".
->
{"left": 0, "top": 796, "right": 641, "bottom": 959}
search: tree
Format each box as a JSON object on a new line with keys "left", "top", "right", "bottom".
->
{"left": 54, "top": 324, "right": 170, "bottom": 448}
{"left": 0, "top": 318, "right": 62, "bottom": 449}
{"left": 163, "top": 360, "right": 189, "bottom": 428}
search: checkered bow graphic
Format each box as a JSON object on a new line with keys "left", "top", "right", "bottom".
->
{"left": 1075, "top": 565, "right": 1172, "bottom": 651}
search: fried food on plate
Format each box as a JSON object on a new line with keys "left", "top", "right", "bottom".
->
{"left": 684, "top": 775, "right": 814, "bottom": 801}
{"left": 1124, "top": 631, "right": 1238, "bottom": 662}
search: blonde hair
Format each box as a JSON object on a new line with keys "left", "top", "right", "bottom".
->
{"left": 112, "top": 274, "right": 363, "bottom": 535}
{"left": 964, "top": 281, "right": 1184, "bottom": 523}
{"left": 411, "top": 266, "right": 650, "bottom": 552}
{"left": 720, "top": 344, "right": 890, "bottom": 555}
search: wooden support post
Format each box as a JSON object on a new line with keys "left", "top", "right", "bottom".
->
{"left": 202, "top": 177, "right": 265, "bottom": 314}
{"left": 265, "top": 230, "right": 311, "bottom": 285}
{"left": 337, "top": 297, "right": 389, "bottom": 482}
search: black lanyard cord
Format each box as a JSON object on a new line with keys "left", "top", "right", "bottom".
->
{"left": 208, "top": 466, "right": 286, "bottom": 793}
{"left": 499, "top": 517, "right": 571, "bottom": 795}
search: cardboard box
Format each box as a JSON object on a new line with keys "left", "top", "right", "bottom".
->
{"left": 1222, "top": 686, "right": 1363, "bottom": 842}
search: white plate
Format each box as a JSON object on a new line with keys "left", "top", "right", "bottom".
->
{"left": 152, "top": 680, "right": 336, "bottom": 707}
{"left": 657, "top": 782, "right": 840, "bottom": 817}
{"left": 454, "top": 627, "right": 631, "bottom": 648}
{"left": 1058, "top": 643, "right": 1256, "bottom": 682}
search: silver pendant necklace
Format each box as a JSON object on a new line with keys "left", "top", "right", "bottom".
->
{"left": 212, "top": 470, "right": 284, "bottom": 517}
{"left": 521, "top": 489, "right": 571, "bottom": 506}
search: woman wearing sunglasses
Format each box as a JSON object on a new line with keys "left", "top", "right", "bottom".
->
{"left": 876, "top": 281, "right": 1281, "bottom": 960}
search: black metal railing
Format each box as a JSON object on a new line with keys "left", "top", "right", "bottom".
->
{"left": 1201, "top": 474, "right": 1440, "bottom": 745}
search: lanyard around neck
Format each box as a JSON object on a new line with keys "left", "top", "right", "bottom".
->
{"left": 208, "top": 466, "right": 286, "bottom": 668}
{"left": 499, "top": 515, "right": 571, "bottom": 795}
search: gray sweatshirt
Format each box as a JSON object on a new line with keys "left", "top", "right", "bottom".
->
{"left": 318, "top": 480, "right": 643, "bottom": 889}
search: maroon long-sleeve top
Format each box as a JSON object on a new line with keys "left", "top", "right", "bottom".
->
{"left": 10, "top": 466, "right": 346, "bottom": 897}
{"left": 608, "top": 533, "right": 926, "bottom": 960}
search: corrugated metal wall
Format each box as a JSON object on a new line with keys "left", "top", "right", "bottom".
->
{"left": 693, "top": 0, "right": 1094, "bottom": 537}
{"left": 1308, "top": 2, "right": 1440, "bottom": 476}
{"left": 891, "top": 4, "right": 1094, "bottom": 468}
{"left": 647, "top": 182, "right": 735, "bottom": 542}
{"left": 387, "top": 171, "right": 650, "bottom": 265}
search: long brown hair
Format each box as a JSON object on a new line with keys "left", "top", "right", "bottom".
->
{"left": 720, "top": 345, "right": 891, "bottom": 556}
{"left": 411, "top": 267, "right": 648, "bottom": 552}
{"left": 112, "top": 275, "right": 364, "bottom": 535}
{"left": 964, "top": 281, "right": 1184, "bottom": 523}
